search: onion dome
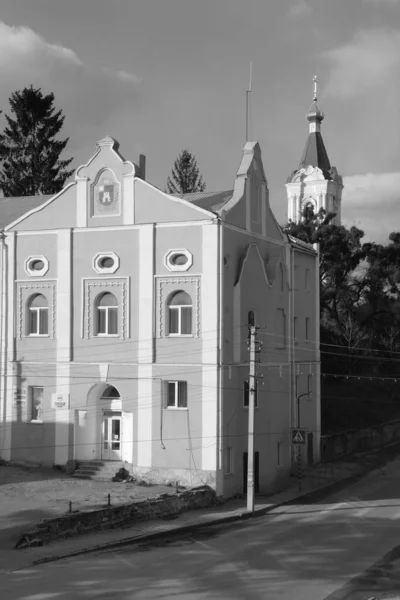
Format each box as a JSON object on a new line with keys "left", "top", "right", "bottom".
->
{"left": 307, "top": 99, "right": 324, "bottom": 124}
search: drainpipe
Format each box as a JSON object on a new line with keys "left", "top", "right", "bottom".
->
{"left": 217, "top": 218, "right": 224, "bottom": 479}
{"left": 0, "top": 231, "right": 7, "bottom": 456}
{"left": 290, "top": 243, "right": 296, "bottom": 468}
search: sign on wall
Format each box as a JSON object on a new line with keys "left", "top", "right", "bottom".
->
{"left": 13, "top": 386, "right": 27, "bottom": 407}
{"left": 52, "top": 393, "right": 70, "bottom": 410}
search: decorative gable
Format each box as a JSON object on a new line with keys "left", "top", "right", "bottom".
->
{"left": 222, "top": 142, "right": 284, "bottom": 241}
{"left": 75, "top": 136, "right": 137, "bottom": 228}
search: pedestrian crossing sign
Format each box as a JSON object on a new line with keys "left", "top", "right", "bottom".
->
{"left": 291, "top": 429, "right": 306, "bottom": 444}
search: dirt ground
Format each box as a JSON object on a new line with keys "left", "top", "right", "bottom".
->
{"left": 0, "top": 464, "right": 176, "bottom": 546}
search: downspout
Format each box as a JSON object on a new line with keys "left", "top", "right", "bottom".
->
{"left": 290, "top": 242, "right": 296, "bottom": 468}
{"left": 313, "top": 242, "right": 321, "bottom": 462}
{"left": 0, "top": 231, "right": 7, "bottom": 456}
{"left": 159, "top": 378, "right": 166, "bottom": 450}
{"left": 217, "top": 218, "right": 224, "bottom": 481}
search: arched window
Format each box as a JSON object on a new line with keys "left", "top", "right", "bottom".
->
{"left": 28, "top": 294, "right": 48, "bottom": 335}
{"left": 101, "top": 385, "right": 120, "bottom": 399}
{"left": 168, "top": 291, "right": 192, "bottom": 335}
{"left": 96, "top": 292, "right": 118, "bottom": 335}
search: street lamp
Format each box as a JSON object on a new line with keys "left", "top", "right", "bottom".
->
{"left": 296, "top": 390, "right": 312, "bottom": 429}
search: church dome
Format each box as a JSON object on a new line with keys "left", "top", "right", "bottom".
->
{"left": 306, "top": 100, "right": 324, "bottom": 124}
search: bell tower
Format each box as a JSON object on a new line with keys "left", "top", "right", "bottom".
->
{"left": 286, "top": 76, "right": 343, "bottom": 225}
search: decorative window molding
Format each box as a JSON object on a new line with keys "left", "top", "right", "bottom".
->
{"left": 83, "top": 277, "right": 129, "bottom": 339}
{"left": 17, "top": 281, "right": 56, "bottom": 340}
{"left": 157, "top": 276, "right": 200, "bottom": 338}
{"left": 164, "top": 249, "right": 193, "bottom": 272}
{"left": 24, "top": 255, "right": 49, "bottom": 277}
{"left": 92, "top": 252, "right": 120, "bottom": 275}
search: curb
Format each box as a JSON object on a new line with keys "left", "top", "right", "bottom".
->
{"left": 30, "top": 466, "right": 371, "bottom": 567}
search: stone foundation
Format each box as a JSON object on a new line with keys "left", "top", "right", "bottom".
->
{"left": 16, "top": 485, "right": 217, "bottom": 549}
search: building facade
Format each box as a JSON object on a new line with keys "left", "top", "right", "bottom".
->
{"left": 0, "top": 135, "right": 320, "bottom": 497}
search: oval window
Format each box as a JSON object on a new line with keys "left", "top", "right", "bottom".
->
{"left": 30, "top": 259, "right": 44, "bottom": 271}
{"left": 170, "top": 253, "right": 188, "bottom": 266}
{"left": 99, "top": 256, "right": 115, "bottom": 269}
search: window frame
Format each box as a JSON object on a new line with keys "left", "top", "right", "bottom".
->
{"left": 276, "top": 308, "right": 286, "bottom": 348}
{"left": 308, "top": 374, "right": 313, "bottom": 396}
{"left": 277, "top": 441, "right": 282, "bottom": 468}
{"left": 305, "top": 317, "right": 310, "bottom": 341}
{"left": 95, "top": 292, "right": 119, "bottom": 337}
{"left": 166, "top": 380, "right": 188, "bottom": 409}
{"left": 167, "top": 291, "right": 193, "bottom": 337}
{"left": 225, "top": 446, "right": 233, "bottom": 475}
{"left": 243, "top": 379, "right": 258, "bottom": 409}
{"left": 27, "top": 294, "right": 49, "bottom": 337}
{"left": 29, "top": 386, "right": 44, "bottom": 423}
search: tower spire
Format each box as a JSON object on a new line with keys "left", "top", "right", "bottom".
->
{"left": 313, "top": 74, "right": 318, "bottom": 101}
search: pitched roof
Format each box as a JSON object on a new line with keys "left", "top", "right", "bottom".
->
{"left": 173, "top": 190, "right": 233, "bottom": 213}
{"left": 299, "top": 131, "right": 331, "bottom": 177}
{"left": 0, "top": 194, "right": 53, "bottom": 230}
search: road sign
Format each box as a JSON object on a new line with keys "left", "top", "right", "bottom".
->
{"left": 291, "top": 429, "right": 306, "bottom": 444}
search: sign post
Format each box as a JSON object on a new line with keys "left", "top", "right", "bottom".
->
{"left": 292, "top": 429, "right": 306, "bottom": 492}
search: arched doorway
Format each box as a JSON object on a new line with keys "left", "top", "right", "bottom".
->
{"left": 101, "top": 385, "right": 122, "bottom": 461}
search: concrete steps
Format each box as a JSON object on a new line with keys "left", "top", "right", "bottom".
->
{"left": 71, "top": 460, "right": 127, "bottom": 481}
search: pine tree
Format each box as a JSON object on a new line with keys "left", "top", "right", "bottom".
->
{"left": 166, "top": 149, "right": 206, "bottom": 194}
{"left": 0, "top": 86, "right": 74, "bottom": 196}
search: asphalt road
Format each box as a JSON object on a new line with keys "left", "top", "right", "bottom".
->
{"left": 4, "top": 457, "right": 400, "bottom": 600}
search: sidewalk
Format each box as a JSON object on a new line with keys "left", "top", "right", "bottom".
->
{"left": 1, "top": 448, "right": 385, "bottom": 574}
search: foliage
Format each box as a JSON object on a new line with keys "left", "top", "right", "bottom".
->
{"left": 285, "top": 207, "right": 400, "bottom": 383}
{"left": 0, "top": 86, "right": 73, "bottom": 196}
{"left": 166, "top": 149, "right": 206, "bottom": 194}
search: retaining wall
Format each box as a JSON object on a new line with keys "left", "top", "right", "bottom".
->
{"left": 321, "top": 419, "right": 400, "bottom": 462}
{"left": 16, "top": 486, "right": 217, "bottom": 549}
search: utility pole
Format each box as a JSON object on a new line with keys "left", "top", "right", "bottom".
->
{"left": 247, "top": 320, "right": 262, "bottom": 513}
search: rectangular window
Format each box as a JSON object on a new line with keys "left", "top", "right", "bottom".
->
{"left": 169, "top": 307, "right": 179, "bottom": 334}
{"left": 305, "top": 268, "right": 310, "bottom": 290}
{"left": 296, "top": 374, "right": 300, "bottom": 397}
{"left": 181, "top": 306, "right": 192, "bottom": 334}
{"left": 29, "top": 310, "right": 38, "bottom": 335}
{"left": 277, "top": 442, "right": 282, "bottom": 468}
{"left": 108, "top": 307, "right": 118, "bottom": 334}
{"left": 276, "top": 309, "right": 286, "bottom": 348}
{"left": 30, "top": 387, "right": 44, "bottom": 422}
{"left": 98, "top": 308, "right": 106, "bottom": 334}
{"left": 243, "top": 380, "right": 258, "bottom": 408}
{"left": 166, "top": 381, "right": 187, "bottom": 408}
{"left": 39, "top": 308, "right": 48, "bottom": 335}
{"left": 225, "top": 446, "right": 233, "bottom": 475}
{"left": 305, "top": 317, "right": 310, "bottom": 341}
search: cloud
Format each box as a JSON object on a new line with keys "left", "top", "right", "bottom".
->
{"left": 0, "top": 21, "right": 141, "bottom": 151}
{"left": 363, "top": 0, "right": 400, "bottom": 4}
{"left": 324, "top": 29, "right": 400, "bottom": 99}
{"left": 288, "top": 0, "right": 312, "bottom": 18}
{"left": 343, "top": 172, "right": 400, "bottom": 243}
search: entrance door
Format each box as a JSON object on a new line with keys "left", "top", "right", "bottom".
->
{"left": 243, "top": 451, "right": 260, "bottom": 494}
{"left": 102, "top": 411, "right": 122, "bottom": 460}
{"left": 307, "top": 432, "right": 314, "bottom": 466}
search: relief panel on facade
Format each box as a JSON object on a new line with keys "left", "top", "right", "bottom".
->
{"left": 91, "top": 169, "right": 121, "bottom": 217}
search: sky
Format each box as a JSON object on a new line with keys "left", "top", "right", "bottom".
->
{"left": 0, "top": 0, "right": 398, "bottom": 243}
